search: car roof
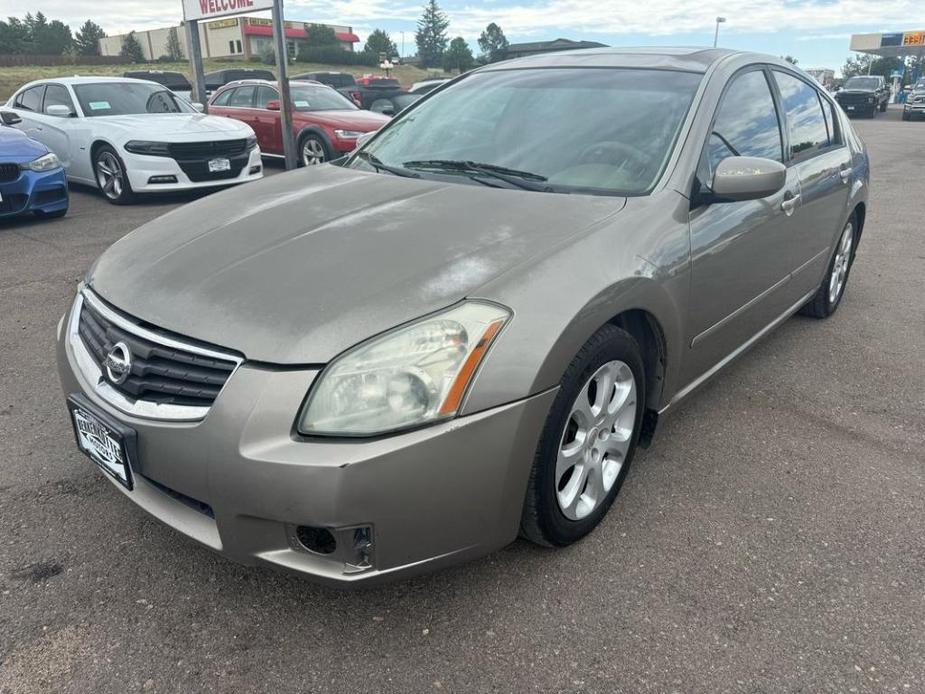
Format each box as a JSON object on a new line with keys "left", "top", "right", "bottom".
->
{"left": 217, "top": 79, "right": 325, "bottom": 90}
{"left": 481, "top": 47, "right": 772, "bottom": 74}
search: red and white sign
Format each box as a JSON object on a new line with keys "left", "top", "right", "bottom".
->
{"left": 182, "top": 0, "right": 273, "bottom": 21}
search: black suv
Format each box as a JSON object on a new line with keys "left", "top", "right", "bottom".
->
{"left": 291, "top": 71, "right": 361, "bottom": 105}
{"left": 835, "top": 75, "right": 890, "bottom": 118}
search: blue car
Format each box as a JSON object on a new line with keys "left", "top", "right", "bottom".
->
{"left": 0, "top": 111, "right": 68, "bottom": 219}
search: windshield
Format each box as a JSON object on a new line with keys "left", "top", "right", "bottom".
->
{"left": 844, "top": 77, "right": 880, "bottom": 90}
{"left": 291, "top": 85, "right": 357, "bottom": 111}
{"left": 351, "top": 67, "right": 702, "bottom": 196}
{"left": 74, "top": 82, "right": 195, "bottom": 116}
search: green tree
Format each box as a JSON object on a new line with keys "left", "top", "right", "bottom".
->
{"left": 165, "top": 26, "right": 183, "bottom": 60}
{"left": 120, "top": 31, "right": 145, "bottom": 63}
{"left": 443, "top": 36, "right": 474, "bottom": 73}
{"left": 0, "top": 18, "right": 30, "bottom": 54}
{"left": 415, "top": 0, "right": 449, "bottom": 68}
{"left": 74, "top": 19, "right": 106, "bottom": 56}
{"left": 841, "top": 54, "right": 905, "bottom": 81}
{"left": 364, "top": 29, "right": 397, "bottom": 58}
{"left": 306, "top": 23, "right": 337, "bottom": 45}
{"left": 477, "top": 22, "right": 508, "bottom": 62}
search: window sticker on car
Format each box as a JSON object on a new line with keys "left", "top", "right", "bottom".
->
{"left": 88, "top": 101, "right": 111, "bottom": 110}
{"left": 294, "top": 100, "right": 310, "bottom": 108}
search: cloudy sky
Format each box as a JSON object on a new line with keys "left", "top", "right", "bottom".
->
{"left": 2, "top": 0, "right": 923, "bottom": 71}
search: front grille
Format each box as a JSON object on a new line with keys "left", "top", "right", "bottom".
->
{"left": 77, "top": 295, "right": 237, "bottom": 409}
{"left": 0, "top": 194, "right": 27, "bottom": 214}
{"left": 167, "top": 139, "right": 248, "bottom": 159}
{"left": 837, "top": 93, "right": 873, "bottom": 106}
{"left": 0, "top": 162, "right": 21, "bottom": 183}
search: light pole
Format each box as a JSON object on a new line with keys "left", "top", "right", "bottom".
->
{"left": 401, "top": 31, "right": 405, "bottom": 58}
{"left": 713, "top": 16, "right": 726, "bottom": 48}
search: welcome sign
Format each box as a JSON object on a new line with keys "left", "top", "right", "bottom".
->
{"left": 182, "top": 0, "right": 273, "bottom": 21}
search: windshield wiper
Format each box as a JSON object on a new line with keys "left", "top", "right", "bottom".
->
{"left": 401, "top": 159, "right": 552, "bottom": 192}
{"left": 355, "top": 151, "right": 420, "bottom": 178}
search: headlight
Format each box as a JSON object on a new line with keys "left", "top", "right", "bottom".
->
{"left": 25, "top": 152, "right": 60, "bottom": 172}
{"left": 124, "top": 140, "right": 170, "bottom": 156}
{"left": 245, "top": 135, "right": 258, "bottom": 151}
{"left": 334, "top": 129, "right": 365, "bottom": 140}
{"left": 299, "top": 301, "right": 510, "bottom": 436}
{"left": 868, "top": 96, "right": 875, "bottom": 103}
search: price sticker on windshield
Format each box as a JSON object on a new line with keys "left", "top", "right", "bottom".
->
{"left": 88, "top": 101, "right": 111, "bottom": 111}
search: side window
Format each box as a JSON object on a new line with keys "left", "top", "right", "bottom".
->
{"left": 15, "top": 85, "right": 45, "bottom": 112}
{"left": 43, "top": 84, "right": 75, "bottom": 115}
{"left": 212, "top": 88, "right": 234, "bottom": 107}
{"left": 773, "top": 71, "right": 829, "bottom": 162}
{"left": 819, "top": 96, "right": 841, "bottom": 146}
{"left": 227, "top": 86, "right": 255, "bottom": 107}
{"left": 255, "top": 86, "right": 278, "bottom": 109}
{"left": 706, "top": 70, "right": 783, "bottom": 174}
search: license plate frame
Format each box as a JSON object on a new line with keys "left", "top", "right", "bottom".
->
{"left": 208, "top": 157, "right": 231, "bottom": 173}
{"left": 67, "top": 394, "right": 137, "bottom": 490}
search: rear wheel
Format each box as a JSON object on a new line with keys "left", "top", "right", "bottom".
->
{"left": 902, "top": 110, "right": 911, "bottom": 121}
{"left": 520, "top": 325, "right": 645, "bottom": 547}
{"left": 800, "top": 215, "right": 856, "bottom": 319}
{"left": 94, "top": 145, "right": 134, "bottom": 205}
{"left": 879, "top": 100, "right": 888, "bottom": 112}
{"left": 299, "top": 134, "right": 329, "bottom": 166}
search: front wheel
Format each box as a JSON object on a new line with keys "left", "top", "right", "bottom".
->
{"left": 299, "top": 134, "right": 329, "bottom": 167}
{"left": 879, "top": 101, "right": 888, "bottom": 112}
{"left": 520, "top": 324, "right": 645, "bottom": 547}
{"left": 94, "top": 145, "right": 134, "bottom": 205}
{"left": 800, "top": 216, "right": 856, "bottom": 319}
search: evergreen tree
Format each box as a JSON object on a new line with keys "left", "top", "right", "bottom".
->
{"left": 0, "top": 18, "right": 30, "bottom": 54}
{"left": 120, "top": 31, "right": 145, "bottom": 63}
{"left": 364, "top": 29, "right": 397, "bottom": 58}
{"left": 74, "top": 19, "right": 106, "bottom": 56}
{"left": 443, "top": 36, "right": 474, "bottom": 73}
{"left": 415, "top": 0, "right": 449, "bottom": 68}
{"left": 165, "top": 26, "right": 183, "bottom": 60}
{"left": 477, "top": 22, "right": 508, "bottom": 62}
{"left": 306, "top": 23, "right": 337, "bottom": 45}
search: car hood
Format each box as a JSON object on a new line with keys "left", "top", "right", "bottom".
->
{"left": 837, "top": 89, "right": 876, "bottom": 95}
{"left": 90, "top": 113, "right": 252, "bottom": 139}
{"left": 0, "top": 126, "right": 47, "bottom": 159}
{"left": 298, "top": 109, "right": 390, "bottom": 131}
{"left": 88, "top": 165, "right": 626, "bottom": 364}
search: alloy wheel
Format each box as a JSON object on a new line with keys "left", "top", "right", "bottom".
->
{"left": 96, "top": 152, "right": 125, "bottom": 201}
{"left": 555, "top": 360, "right": 637, "bottom": 521}
{"left": 301, "top": 138, "right": 326, "bottom": 166}
{"left": 828, "top": 222, "right": 853, "bottom": 305}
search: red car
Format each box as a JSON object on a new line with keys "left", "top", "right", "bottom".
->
{"left": 208, "top": 80, "right": 389, "bottom": 166}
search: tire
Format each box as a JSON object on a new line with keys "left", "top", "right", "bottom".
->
{"left": 34, "top": 208, "right": 67, "bottom": 219}
{"left": 869, "top": 107, "right": 877, "bottom": 119}
{"left": 298, "top": 133, "right": 330, "bottom": 167}
{"left": 93, "top": 145, "right": 134, "bottom": 205}
{"left": 879, "top": 101, "right": 888, "bottom": 112}
{"left": 520, "top": 324, "right": 646, "bottom": 547}
{"left": 799, "top": 215, "right": 857, "bottom": 319}
{"left": 902, "top": 111, "right": 911, "bottom": 121}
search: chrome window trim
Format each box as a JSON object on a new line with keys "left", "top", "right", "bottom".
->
{"left": 68, "top": 287, "right": 243, "bottom": 422}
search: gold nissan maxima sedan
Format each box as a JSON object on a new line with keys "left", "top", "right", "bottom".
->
{"left": 57, "top": 48, "right": 869, "bottom": 584}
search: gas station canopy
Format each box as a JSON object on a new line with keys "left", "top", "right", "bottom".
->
{"left": 850, "top": 30, "right": 925, "bottom": 58}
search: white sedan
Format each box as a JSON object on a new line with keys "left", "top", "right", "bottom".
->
{"left": 4, "top": 76, "right": 263, "bottom": 204}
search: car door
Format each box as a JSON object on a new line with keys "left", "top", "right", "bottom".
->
{"left": 10, "top": 84, "right": 46, "bottom": 139}
{"left": 37, "top": 83, "right": 78, "bottom": 170}
{"left": 771, "top": 70, "right": 853, "bottom": 295}
{"left": 685, "top": 67, "right": 803, "bottom": 381}
{"left": 253, "top": 85, "right": 282, "bottom": 155}
{"left": 222, "top": 85, "right": 258, "bottom": 135}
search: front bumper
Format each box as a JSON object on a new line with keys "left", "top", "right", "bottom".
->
{"left": 57, "top": 298, "right": 554, "bottom": 585}
{"left": 903, "top": 101, "right": 925, "bottom": 116}
{"left": 122, "top": 147, "right": 263, "bottom": 193}
{"left": 0, "top": 166, "right": 68, "bottom": 217}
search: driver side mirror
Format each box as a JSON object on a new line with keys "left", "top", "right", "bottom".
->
{"left": 1, "top": 110, "right": 22, "bottom": 126}
{"left": 710, "top": 156, "right": 786, "bottom": 202}
{"left": 191, "top": 102, "right": 205, "bottom": 113}
{"left": 265, "top": 99, "right": 281, "bottom": 111}
{"left": 45, "top": 104, "right": 74, "bottom": 118}
{"left": 369, "top": 99, "right": 395, "bottom": 116}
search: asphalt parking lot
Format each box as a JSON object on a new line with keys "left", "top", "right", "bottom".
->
{"left": 1, "top": 108, "right": 924, "bottom": 694}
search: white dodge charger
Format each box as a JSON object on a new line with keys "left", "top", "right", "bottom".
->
{"left": 4, "top": 76, "right": 263, "bottom": 204}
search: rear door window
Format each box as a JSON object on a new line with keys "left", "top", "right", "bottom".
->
{"left": 227, "top": 86, "right": 256, "bottom": 108}
{"left": 255, "top": 86, "right": 279, "bottom": 109}
{"left": 773, "top": 71, "right": 830, "bottom": 162}
{"left": 706, "top": 69, "right": 783, "bottom": 174}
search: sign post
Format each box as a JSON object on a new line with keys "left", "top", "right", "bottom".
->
{"left": 271, "top": 0, "right": 298, "bottom": 170}
{"left": 181, "top": 0, "right": 298, "bottom": 168}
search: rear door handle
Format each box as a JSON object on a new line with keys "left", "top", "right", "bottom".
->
{"left": 839, "top": 167, "right": 853, "bottom": 183}
{"left": 781, "top": 193, "right": 801, "bottom": 216}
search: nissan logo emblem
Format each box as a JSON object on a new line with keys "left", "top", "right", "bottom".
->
{"left": 103, "top": 341, "right": 132, "bottom": 385}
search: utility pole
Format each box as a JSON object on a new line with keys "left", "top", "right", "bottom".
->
{"left": 401, "top": 31, "right": 405, "bottom": 59}
{"left": 185, "top": 20, "right": 208, "bottom": 111}
{"left": 272, "top": 0, "right": 298, "bottom": 169}
{"left": 713, "top": 17, "right": 726, "bottom": 48}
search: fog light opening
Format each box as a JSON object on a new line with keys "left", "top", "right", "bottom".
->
{"left": 296, "top": 525, "right": 337, "bottom": 555}
{"left": 249, "top": 165, "right": 262, "bottom": 175}
{"left": 147, "top": 175, "right": 178, "bottom": 184}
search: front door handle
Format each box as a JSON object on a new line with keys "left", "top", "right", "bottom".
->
{"left": 839, "top": 167, "right": 853, "bottom": 183}
{"left": 781, "top": 193, "right": 801, "bottom": 216}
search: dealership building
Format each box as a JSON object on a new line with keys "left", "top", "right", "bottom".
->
{"left": 99, "top": 17, "right": 360, "bottom": 61}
